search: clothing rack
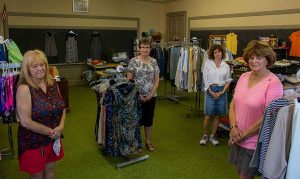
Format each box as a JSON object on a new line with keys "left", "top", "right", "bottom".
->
{"left": 164, "top": 40, "right": 205, "bottom": 118}
{"left": 150, "top": 42, "right": 170, "bottom": 101}
{"left": 87, "top": 73, "right": 149, "bottom": 168}
{"left": 0, "top": 62, "right": 20, "bottom": 157}
{"left": 186, "top": 91, "right": 204, "bottom": 118}
{"left": 0, "top": 122, "right": 14, "bottom": 157}
{"left": 164, "top": 42, "right": 193, "bottom": 103}
{"left": 188, "top": 40, "right": 204, "bottom": 118}
{"left": 116, "top": 155, "right": 149, "bottom": 169}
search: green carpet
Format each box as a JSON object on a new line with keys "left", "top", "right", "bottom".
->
{"left": 0, "top": 82, "right": 238, "bottom": 179}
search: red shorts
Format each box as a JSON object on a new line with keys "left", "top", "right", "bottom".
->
{"left": 19, "top": 139, "right": 64, "bottom": 174}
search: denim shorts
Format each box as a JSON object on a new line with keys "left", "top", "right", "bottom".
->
{"left": 204, "top": 85, "right": 228, "bottom": 116}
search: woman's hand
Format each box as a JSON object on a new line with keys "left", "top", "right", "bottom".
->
{"left": 140, "top": 95, "right": 146, "bottom": 103}
{"left": 229, "top": 127, "right": 244, "bottom": 144}
{"left": 50, "top": 125, "right": 64, "bottom": 139}
{"left": 215, "top": 91, "right": 225, "bottom": 98}
{"left": 210, "top": 91, "right": 219, "bottom": 99}
{"left": 140, "top": 95, "right": 152, "bottom": 102}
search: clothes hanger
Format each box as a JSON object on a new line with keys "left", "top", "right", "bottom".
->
{"left": 92, "top": 31, "right": 100, "bottom": 36}
{"left": 46, "top": 30, "right": 54, "bottom": 36}
{"left": 66, "top": 30, "right": 77, "bottom": 39}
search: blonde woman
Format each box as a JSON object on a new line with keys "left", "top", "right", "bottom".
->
{"left": 17, "top": 50, "right": 65, "bottom": 179}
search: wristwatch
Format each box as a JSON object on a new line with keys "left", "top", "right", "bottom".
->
{"left": 229, "top": 124, "right": 237, "bottom": 130}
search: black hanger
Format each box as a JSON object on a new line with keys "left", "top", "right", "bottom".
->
{"left": 46, "top": 30, "right": 54, "bottom": 36}
{"left": 67, "top": 30, "right": 77, "bottom": 37}
{"left": 66, "top": 30, "right": 78, "bottom": 39}
{"left": 91, "top": 31, "right": 100, "bottom": 37}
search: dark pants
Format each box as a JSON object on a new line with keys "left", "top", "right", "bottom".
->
{"left": 140, "top": 97, "right": 156, "bottom": 127}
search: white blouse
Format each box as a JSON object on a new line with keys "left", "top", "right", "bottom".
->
{"left": 203, "top": 59, "right": 232, "bottom": 91}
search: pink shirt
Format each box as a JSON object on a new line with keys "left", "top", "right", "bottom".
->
{"left": 233, "top": 72, "right": 283, "bottom": 149}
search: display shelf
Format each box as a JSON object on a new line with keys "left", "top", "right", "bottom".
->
{"left": 272, "top": 47, "right": 290, "bottom": 60}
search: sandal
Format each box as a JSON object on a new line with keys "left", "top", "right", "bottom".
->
{"left": 145, "top": 143, "right": 155, "bottom": 152}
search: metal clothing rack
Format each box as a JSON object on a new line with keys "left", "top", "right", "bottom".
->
{"left": 164, "top": 81, "right": 189, "bottom": 103}
{"left": 0, "top": 63, "right": 20, "bottom": 158}
{"left": 0, "top": 122, "right": 14, "bottom": 157}
{"left": 186, "top": 91, "right": 204, "bottom": 118}
{"left": 88, "top": 74, "right": 149, "bottom": 169}
{"left": 0, "top": 115, "right": 14, "bottom": 156}
{"left": 163, "top": 38, "right": 201, "bottom": 103}
{"left": 116, "top": 155, "right": 149, "bottom": 169}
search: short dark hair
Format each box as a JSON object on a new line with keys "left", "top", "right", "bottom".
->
{"left": 139, "top": 38, "right": 151, "bottom": 48}
{"left": 207, "top": 44, "right": 226, "bottom": 60}
{"left": 243, "top": 40, "right": 276, "bottom": 67}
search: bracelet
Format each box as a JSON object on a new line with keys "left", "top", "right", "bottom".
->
{"left": 229, "top": 125, "right": 237, "bottom": 130}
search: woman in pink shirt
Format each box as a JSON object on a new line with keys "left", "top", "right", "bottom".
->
{"left": 228, "top": 40, "right": 283, "bottom": 179}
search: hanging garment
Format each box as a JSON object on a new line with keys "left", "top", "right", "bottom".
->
{"left": 97, "top": 93, "right": 106, "bottom": 145}
{"left": 90, "top": 33, "right": 101, "bottom": 60}
{"left": 0, "top": 76, "right": 6, "bottom": 113}
{"left": 289, "top": 31, "right": 300, "bottom": 57}
{"left": 65, "top": 36, "right": 78, "bottom": 63}
{"left": 0, "top": 74, "right": 16, "bottom": 115}
{"left": 0, "top": 43, "right": 7, "bottom": 62}
{"left": 103, "top": 80, "right": 142, "bottom": 156}
{"left": 187, "top": 47, "right": 194, "bottom": 92}
{"left": 226, "top": 33, "right": 238, "bottom": 55}
{"left": 263, "top": 104, "right": 294, "bottom": 179}
{"left": 286, "top": 99, "right": 300, "bottom": 178}
{"left": 163, "top": 48, "right": 169, "bottom": 79}
{"left": 196, "top": 49, "right": 206, "bottom": 91}
{"left": 225, "top": 48, "right": 233, "bottom": 61}
{"left": 45, "top": 31, "right": 57, "bottom": 57}
{"left": 175, "top": 48, "right": 184, "bottom": 90}
{"left": 169, "top": 47, "right": 180, "bottom": 80}
{"left": 6, "top": 40, "right": 23, "bottom": 64}
{"left": 250, "top": 98, "right": 289, "bottom": 175}
{"left": 150, "top": 45, "right": 164, "bottom": 77}
{"left": 4, "top": 75, "right": 14, "bottom": 113}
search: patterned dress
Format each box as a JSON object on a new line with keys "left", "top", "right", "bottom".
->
{"left": 103, "top": 80, "right": 142, "bottom": 156}
{"left": 18, "top": 82, "right": 65, "bottom": 158}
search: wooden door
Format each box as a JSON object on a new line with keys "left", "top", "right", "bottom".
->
{"left": 166, "top": 11, "right": 187, "bottom": 41}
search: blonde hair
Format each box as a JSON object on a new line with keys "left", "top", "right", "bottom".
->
{"left": 18, "top": 50, "right": 53, "bottom": 88}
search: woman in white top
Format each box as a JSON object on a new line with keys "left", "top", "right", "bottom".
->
{"left": 200, "top": 44, "right": 232, "bottom": 146}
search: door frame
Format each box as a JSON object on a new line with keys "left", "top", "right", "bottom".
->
{"left": 166, "top": 11, "right": 187, "bottom": 42}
